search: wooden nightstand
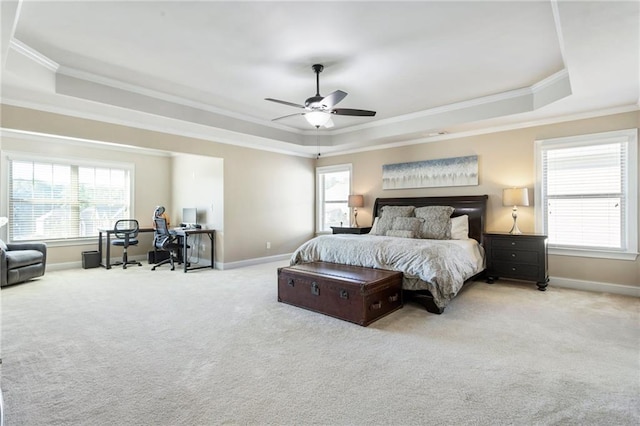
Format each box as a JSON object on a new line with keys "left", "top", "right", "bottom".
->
{"left": 484, "top": 232, "right": 549, "bottom": 291}
{"left": 331, "top": 226, "right": 372, "bottom": 235}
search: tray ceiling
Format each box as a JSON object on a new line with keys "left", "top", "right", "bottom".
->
{"left": 1, "top": 1, "right": 638, "bottom": 156}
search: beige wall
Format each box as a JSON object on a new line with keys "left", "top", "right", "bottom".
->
{"left": 171, "top": 153, "right": 224, "bottom": 264}
{"left": 2, "top": 104, "right": 637, "bottom": 286}
{"left": 0, "top": 132, "right": 172, "bottom": 262}
{"left": 317, "top": 111, "right": 640, "bottom": 288}
{"left": 1, "top": 105, "right": 315, "bottom": 266}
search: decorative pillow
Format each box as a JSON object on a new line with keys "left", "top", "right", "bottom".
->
{"left": 381, "top": 205, "right": 415, "bottom": 217}
{"left": 369, "top": 205, "right": 416, "bottom": 235}
{"left": 450, "top": 215, "right": 469, "bottom": 240}
{"left": 414, "top": 206, "right": 455, "bottom": 239}
{"left": 391, "top": 217, "right": 424, "bottom": 236}
{"left": 385, "top": 230, "right": 415, "bottom": 238}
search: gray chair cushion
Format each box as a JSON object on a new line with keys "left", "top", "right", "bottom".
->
{"left": 6, "top": 250, "right": 44, "bottom": 269}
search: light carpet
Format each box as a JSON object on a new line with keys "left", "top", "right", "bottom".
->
{"left": 1, "top": 261, "right": 638, "bottom": 425}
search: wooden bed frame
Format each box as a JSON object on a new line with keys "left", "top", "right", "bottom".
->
{"left": 372, "top": 195, "right": 488, "bottom": 314}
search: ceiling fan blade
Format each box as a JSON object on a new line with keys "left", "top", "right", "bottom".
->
{"left": 331, "top": 108, "right": 377, "bottom": 117}
{"left": 320, "top": 90, "right": 347, "bottom": 109}
{"left": 265, "top": 98, "right": 306, "bottom": 109}
{"left": 271, "top": 112, "right": 304, "bottom": 122}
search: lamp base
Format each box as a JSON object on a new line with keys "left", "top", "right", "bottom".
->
{"left": 509, "top": 214, "right": 523, "bottom": 235}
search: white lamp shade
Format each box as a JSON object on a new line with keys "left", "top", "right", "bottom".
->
{"left": 304, "top": 111, "right": 331, "bottom": 127}
{"left": 348, "top": 195, "right": 364, "bottom": 208}
{"left": 503, "top": 188, "right": 530, "bottom": 207}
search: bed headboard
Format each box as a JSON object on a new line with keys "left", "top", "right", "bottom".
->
{"left": 372, "top": 195, "right": 488, "bottom": 244}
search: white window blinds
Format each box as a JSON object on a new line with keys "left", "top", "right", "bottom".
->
{"left": 536, "top": 129, "right": 638, "bottom": 259}
{"left": 7, "top": 158, "right": 132, "bottom": 242}
{"left": 316, "top": 164, "right": 352, "bottom": 232}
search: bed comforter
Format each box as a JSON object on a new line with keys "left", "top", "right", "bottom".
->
{"left": 290, "top": 234, "right": 485, "bottom": 310}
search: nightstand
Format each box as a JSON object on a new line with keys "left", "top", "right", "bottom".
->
{"left": 331, "top": 226, "right": 372, "bottom": 235}
{"left": 484, "top": 232, "right": 549, "bottom": 291}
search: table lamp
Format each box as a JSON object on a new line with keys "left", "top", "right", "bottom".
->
{"left": 348, "top": 195, "right": 364, "bottom": 227}
{"left": 503, "top": 188, "right": 529, "bottom": 235}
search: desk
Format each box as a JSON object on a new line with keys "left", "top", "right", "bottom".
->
{"left": 173, "top": 228, "right": 215, "bottom": 273}
{"left": 98, "top": 227, "right": 155, "bottom": 269}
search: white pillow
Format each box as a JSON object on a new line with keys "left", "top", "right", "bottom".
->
{"left": 370, "top": 217, "right": 381, "bottom": 234}
{"left": 450, "top": 215, "right": 469, "bottom": 240}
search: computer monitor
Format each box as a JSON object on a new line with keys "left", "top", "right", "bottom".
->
{"left": 182, "top": 207, "right": 198, "bottom": 227}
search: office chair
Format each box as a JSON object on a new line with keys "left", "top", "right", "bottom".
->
{"left": 151, "top": 217, "right": 183, "bottom": 271}
{"left": 111, "top": 219, "right": 142, "bottom": 269}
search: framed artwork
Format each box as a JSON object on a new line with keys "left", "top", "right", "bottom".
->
{"left": 382, "top": 155, "right": 478, "bottom": 190}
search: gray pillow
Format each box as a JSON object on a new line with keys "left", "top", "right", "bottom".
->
{"left": 414, "top": 206, "right": 455, "bottom": 239}
{"left": 391, "top": 217, "right": 424, "bottom": 236}
{"left": 369, "top": 205, "right": 416, "bottom": 236}
{"left": 385, "top": 230, "right": 415, "bottom": 238}
{"left": 381, "top": 205, "right": 415, "bottom": 217}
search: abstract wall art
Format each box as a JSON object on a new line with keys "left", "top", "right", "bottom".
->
{"left": 382, "top": 155, "right": 478, "bottom": 189}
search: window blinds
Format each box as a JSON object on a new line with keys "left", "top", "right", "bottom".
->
{"left": 542, "top": 141, "right": 626, "bottom": 250}
{"left": 8, "top": 159, "right": 131, "bottom": 242}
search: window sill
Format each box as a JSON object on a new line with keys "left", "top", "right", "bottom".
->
{"left": 549, "top": 247, "right": 638, "bottom": 261}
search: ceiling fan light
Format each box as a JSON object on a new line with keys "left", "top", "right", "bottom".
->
{"left": 304, "top": 111, "right": 331, "bottom": 128}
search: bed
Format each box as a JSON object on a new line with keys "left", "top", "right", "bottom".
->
{"left": 290, "top": 195, "right": 488, "bottom": 314}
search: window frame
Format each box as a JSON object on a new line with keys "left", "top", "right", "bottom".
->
{"left": 534, "top": 129, "right": 638, "bottom": 260}
{"left": 316, "top": 163, "right": 352, "bottom": 233}
{"left": 2, "top": 151, "right": 135, "bottom": 247}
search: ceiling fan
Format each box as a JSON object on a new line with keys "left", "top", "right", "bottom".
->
{"left": 265, "top": 64, "right": 376, "bottom": 128}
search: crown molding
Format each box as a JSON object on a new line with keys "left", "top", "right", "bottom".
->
{"left": 9, "top": 38, "right": 58, "bottom": 71}
{"left": 55, "top": 53, "right": 571, "bottom": 144}
{"left": 5, "top": 36, "right": 574, "bottom": 151}
{"left": 318, "top": 104, "right": 639, "bottom": 158}
{"left": 56, "top": 65, "right": 302, "bottom": 135}
{"left": 0, "top": 127, "right": 172, "bottom": 157}
{"left": 317, "top": 69, "right": 571, "bottom": 138}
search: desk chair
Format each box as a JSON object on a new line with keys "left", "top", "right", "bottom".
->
{"left": 112, "top": 219, "right": 142, "bottom": 269}
{"left": 151, "top": 217, "right": 184, "bottom": 271}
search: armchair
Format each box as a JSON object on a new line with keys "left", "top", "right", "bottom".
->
{"left": 0, "top": 239, "right": 47, "bottom": 287}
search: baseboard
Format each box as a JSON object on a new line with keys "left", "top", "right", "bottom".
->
{"left": 49, "top": 253, "right": 292, "bottom": 271}
{"left": 550, "top": 276, "right": 640, "bottom": 297}
{"left": 45, "top": 260, "right": 637, "bottom": 298}
{"left": 46, "top": 254, "right": 149, "bottom": 272}
{"left": 219, "top": 253, "right": 292, "bottom": 270}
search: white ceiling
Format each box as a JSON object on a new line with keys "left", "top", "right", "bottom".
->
{"left": 1, "top": 0, "right": 638, "bottom": 156}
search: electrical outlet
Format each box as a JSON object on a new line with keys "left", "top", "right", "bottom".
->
{"left": 266, "top": 242, "right": 271, "bottom": 249}
{"left": 201, "top": 243, "right": 206, "bottom": 252}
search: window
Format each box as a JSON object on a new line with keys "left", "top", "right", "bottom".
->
{"left": 316, "top": 164, "right": 352, "bottom": 232}
{"left": 5, "top": 155, "right": 133, "bottom": 244}
{"left": 535, "top": 129, "right": 638, "bottom": 260}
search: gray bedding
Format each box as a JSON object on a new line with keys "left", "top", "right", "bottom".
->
{"left": 290, "top": 234, "right": 485, "bottom": 310}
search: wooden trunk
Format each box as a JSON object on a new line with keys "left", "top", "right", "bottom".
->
{"left": 278, "top": 262, "right": 403, "bottom": 326}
